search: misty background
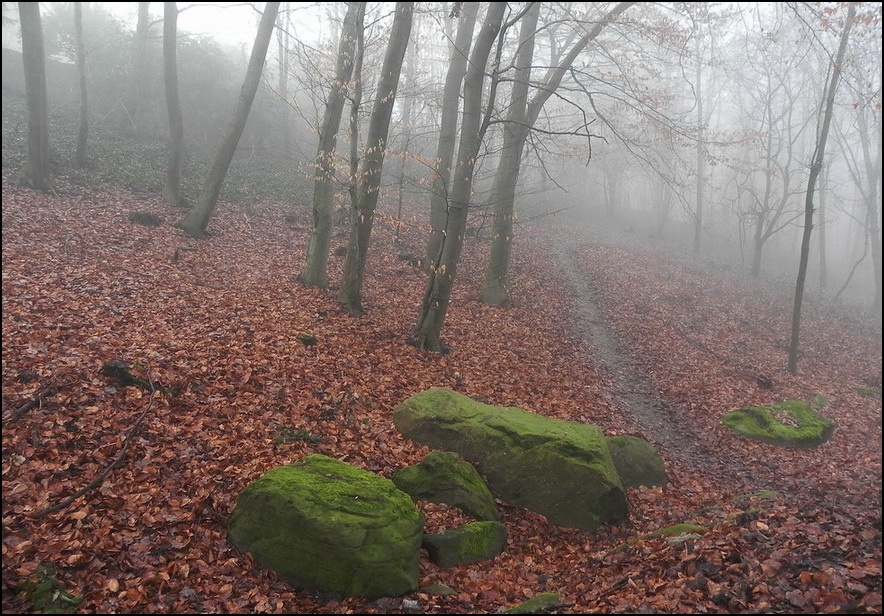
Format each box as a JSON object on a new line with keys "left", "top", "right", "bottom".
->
{"left": 1, "top": 2, "right": 881, "bottom": 315}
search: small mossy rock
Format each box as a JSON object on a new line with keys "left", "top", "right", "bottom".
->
{"left": 721, "top": 400, "right": 835, "bottom": 448}
{"left": 393, "top": 388, "right": 627, "bottom": 531}
{"left": 422, "top": 521, "right": 507, "bottom": 568}
{"left": 504, "top": 592, "right": 562, "bottom": 614}
{"left": 393, "top": 451, "right": 499, "bottom": 521}
{"left": 605, "top": 435, "right": 667, "bottom": 488}
{"left": 227, "top": 454, "right": 423, "bottom": 599}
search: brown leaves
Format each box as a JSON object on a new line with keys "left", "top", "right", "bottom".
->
{"left": 2, "top": 178, "right": 881, "bottom": 614}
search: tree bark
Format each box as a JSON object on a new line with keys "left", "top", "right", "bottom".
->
{"left": 176, "top": 2, "right": 281, "bottom": 238}
{"left": 301, "top": 1, "right": 364, "bottom": 288}
{"left": 18, "top": 1, "right": 51, "bottom": 191}
{"left": 338, "top": 2, "right": 414, "bottom": 315}
{"left": 479, "top": 1, "right": 636, "bottom": 306}
{"left": 424, "top": 2, "right": 479, "bottom": 269}
{"left": 129, "top": 1, "right": 150, "bottom": 132}
{"left": 74, "top": 2, "right": 88, "bottom": 168}
{"left": 788, "top": 4, "right": 855, "bottom": 374}
{"left": 478, "top": 2, "right": 539, "bottom": 306}
{"left": 411, "top": 2, "right": 506, "bottom": 351}
{"left": 162, "top": 2, "right": 185, "bottom": 206}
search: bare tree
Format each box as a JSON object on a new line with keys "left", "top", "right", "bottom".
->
{"left": 17, "top": 1, "right": 51, "bottom": 190}
{"left": 73, "top": 2, "right": 88, "bottom": 167}
{"left": 128, "top": 1, "right": 150, "bottom": 132}
{"left": 301, "top": 1, "right": 365, "bottom": 288}
{"left": 338, "top": 2, "right": 414, "bottom": 316}
{"left": 788, "top": 3, "right": 855, "bottom": 374}
{"left": 162, "top": 2, "right": 185, "bottom": 206}
{"left": 411, "top": 2, "right": 506, "bottom": 351}
{"left": 424, "top": 2, "right": 479, "bottom": 269}
{"left": 479, "top": 2, "right": 637, "bottom": 306}
{"left": 176, "top": 2, "right": 281, "bottom": 238}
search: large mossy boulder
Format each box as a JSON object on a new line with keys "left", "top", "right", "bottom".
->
{"left": 227, "top": 455, "right": 424, "bottom": 599}
{"left": 605, "top": 435, "right": 667, "bottom": 488}
{"left": 422, "top": 521, "right": 507, "bottom": 568}
{"left": 393, "top": 451, "right": 499, "bottom": 521}
{"left": 721, "top": 400, "right": 835, "bottom": 448}
{"left": 393, "top": 388, "right": 628, "bottom": 531}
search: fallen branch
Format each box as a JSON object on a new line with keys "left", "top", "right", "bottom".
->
{"left": 35, "top": 388, "right": 158, "bottom": 517}
{"left": 7, "top": 382, "right": 64, "bottom": 425}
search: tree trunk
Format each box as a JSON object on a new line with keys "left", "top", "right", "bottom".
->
{"left": 17, "top": 1, "right": 50, "bottom": 191}
{"left": 277, "top": 4, "right": 292, "bottom": 158}
{"left": 338, "top": 2, "right": 413, "bottom": 315}
{"left": 478, "top": 2, "right": 539, "bottom": 306}
{"left": 411, "top": 2, "right": 506, "bottom": 351}
{"left": 301, "top": 2, "right": 364, "bottom": 288}
{"left": 163, "top": 2, "right": 185, "bottom": 206}
{"left": 788, "top": 4, "right": 855, "bottom": 374}
{"left": 478, "top": 1, "right": 636, "bottom": 306}
{"left": 425, "top": 2, "right": 479, "bottom": 269}
{"left": 129, "top": 1, "right": 150, "bottom": 132}
{"left": 856, "top": 106, "right": 882, "bottom": 314}
{"left": 176, "top": 2, "right": 281, "bottom": 238}
{"left": 73, "top": 2, "right": 88, "bottom": 168}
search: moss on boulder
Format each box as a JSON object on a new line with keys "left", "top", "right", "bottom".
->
{"left": 605, "top": 435, "right": 667, "bottom": 488}
{"left": 393, "top": 388, "right": 627, "bottom": 531}
{"left": 721, "top": 400, "right": 835, "bottom": 448}
{"left": 227, "top": 454, "right": 423, "bottom": 598}
{"left": 422, "top": 521, "right": 507, "bottom": 568}
{"left": 504, "top": 593, "right": 562, "bottom": 614}
{"left": 393, "top": 451, "right": 499, "bottom": 521}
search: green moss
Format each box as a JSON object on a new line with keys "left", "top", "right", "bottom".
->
{"left": 394, "top": 388, "right": 628, "bottom": 531}
{"left": 612, "top": 523, "right": 707, "bottom": 552}
{"left": 504, "top": 593, "right": 562, "bottom": 614}
{"left": 228, "top": 455, "right": 423, "bottom": 598}
{"left": 393, "top": 451, "right": 499, "bottom": 521}
{"left": 852, "top": 386, "right": 881, "bottom": 399}
{"left": 721, "top": 400, "right": 835, "bottom": 448}
{"left": 422, "top": 521, "right": 507, "bottom": 568}
{"left": 456, "top": 521, "right": 506, "bottom": 562}
{"left": 645, "top": 523, "right": 707, "bottom": 538}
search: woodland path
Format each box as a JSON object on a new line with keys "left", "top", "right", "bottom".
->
{"left": 552, "top": 233, "right": 771, "bottom": 494}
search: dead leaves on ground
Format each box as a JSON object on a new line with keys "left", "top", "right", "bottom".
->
{"left": 2, "top": 178, "right": 881, "bottom": 614}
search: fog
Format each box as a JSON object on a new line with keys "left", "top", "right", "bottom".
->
{"left": 1, "top": 1, "right": 881, "bottom": 313}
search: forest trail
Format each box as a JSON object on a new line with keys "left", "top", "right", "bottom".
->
{"left": 552, "top": 233, "right": 764, "bottom": 491}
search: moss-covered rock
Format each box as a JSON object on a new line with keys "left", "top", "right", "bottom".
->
{"left": 721, "top": 400, "right": 835, "bottom": 448}
{"left": 605, "top": 435, "right": 667, "bottom": 488}
{"left": 227, "top": 455, "right": 424, "bottom": 598}
{"left": 422, "top": 521, "right": 507, "bottom": 568}
{"left": 393, "top": 451, "right": 499, "bottom": 521}
{"left": 393, "top": 388, "right": 627, "bottom": 531}
{"left": 504, "top": 593, "right": 562, "bottom": 614}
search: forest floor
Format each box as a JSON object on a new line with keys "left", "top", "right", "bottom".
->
{"left": 2, "top": 176, "right": 881, "bottom": 614}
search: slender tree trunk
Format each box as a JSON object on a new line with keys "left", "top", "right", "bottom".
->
{"left": 818, "top": 164, "right": 828, "bottom": 292}
{"left": 479, "top": 2, "right": 539, "bottom": 306}
{"left": 694, "top": 45, "right": 705, "bottom": 254}
{"left": 411, "top": 2, "right": 506, "bottom": 351}
{"left": 856, "top": 107, "right": 882, "bottom": 314}
{"left": 301, "top": 2, "right": 364, "bottom": 287}
{"left": 129, "top": 2, "right": 150, "bottom": 132}
{"left": 425, "top": 2, "right": 479, "bottom": 268}
{"left": 788, "top": 4, "right": 855, "bottom": 374}
{"left": 17, "top": 1, "right": 50, "bottom": 190}
{"left": 479, "top": 1, "right": 636, "bottom": 306}
{"left": 277, "top": 4, "right": 292, "bottom": 158}
{"left": 73, "top": 2, "right": 88, "bottom": 168}
{"left": 162, "top": 2, "right": 185, "bottom": 206}
{"left": 338, "top": 2, "right": 413, "bottom": 315}
{"left": 176, "top": 2, "right": 281, "bottom": 238}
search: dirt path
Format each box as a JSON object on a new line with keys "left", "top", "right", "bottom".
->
{"left": 553, "top": 235, "right": 730, "bottom": 474}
